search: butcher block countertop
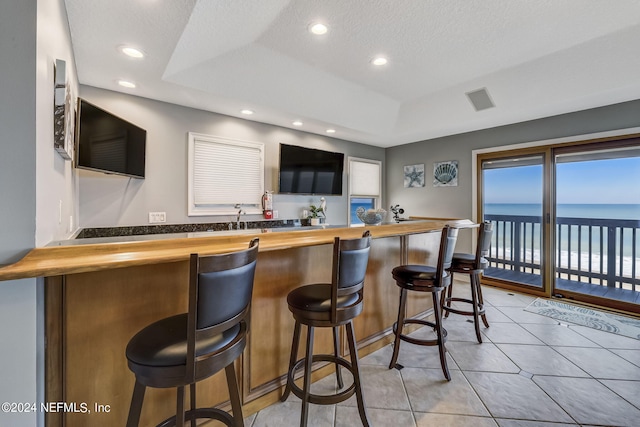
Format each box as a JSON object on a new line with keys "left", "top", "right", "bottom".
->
{"left": 0, "top": 219, "right": 474, "bottom": 281}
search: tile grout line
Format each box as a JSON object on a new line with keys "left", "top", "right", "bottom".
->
{"left": 508, "top": 304, "right": 583, "bottom": 425}
{"left": 394, "top": 348, "right": 419, "bottom": 427}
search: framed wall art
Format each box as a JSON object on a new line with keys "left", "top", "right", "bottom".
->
{"left": 403, "top": 163, "right": 425, "bottom": 188}
{"left": 433, "top": 160, "right": 458, "bottom": 187}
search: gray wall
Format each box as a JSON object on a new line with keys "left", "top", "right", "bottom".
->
{"left": 79, "top": 86, "right": 386, "bottom": 229}
{"left": 1, "top": 1, "right": 79, "bottom": 425}
{"left": 386, "top": 99, "right": 640, "bottom": 251}
{"left": 0, "top": 1, "right": 38, "bottom": 426}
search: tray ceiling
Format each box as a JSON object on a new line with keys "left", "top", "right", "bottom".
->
{"left": 65, "top": 0, "right": 640, "bottom": 147}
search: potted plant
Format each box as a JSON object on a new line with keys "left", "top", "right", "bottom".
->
{"left": 308, "top": 205, "right": 324, "bottom": 225}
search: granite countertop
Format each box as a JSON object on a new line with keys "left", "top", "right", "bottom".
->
{"left": 48, "top": 223, "right": 347, "bottom": 246}
{"left": 72, "top": 219, "right": 302, "bottom": 239}
{"left": 48, "top": 218, "right": 429, "bottom": 247}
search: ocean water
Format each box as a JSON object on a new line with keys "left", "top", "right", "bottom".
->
{"left": 485, "top": 203, "right": 640, "bottom": 220}
{"left": 483, "top": 203, "right": 639, "bottom": 278}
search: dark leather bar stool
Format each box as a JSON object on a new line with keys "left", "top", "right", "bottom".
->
{"left": 388, "top": 226, "right": 459, "bottom": 381}
{"left": 281, "top": 231, "right": 372, "bottom": 427}
{"left": 443, "top": 221, "right": 493, "bottom": 343}
{"left": 125, "top": 239, "right": 259, "bottom": 427}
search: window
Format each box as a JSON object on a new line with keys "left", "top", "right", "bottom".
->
{"left": 348, "top": 157, "right": 382, "bottom": 226}
{"left": 188, "top": 132, "right": 264, "bottom": 216}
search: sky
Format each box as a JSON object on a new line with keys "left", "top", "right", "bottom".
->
{"left": 483, "top": 157, "right": 640, "bottom": 205}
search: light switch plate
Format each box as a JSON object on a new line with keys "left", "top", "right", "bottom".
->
{"left": 149, "top": 212, "right": 166, "bottom": 223}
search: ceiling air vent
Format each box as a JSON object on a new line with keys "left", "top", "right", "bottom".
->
{"left": 466, "top": 88, "right": 495, "bottom": 111}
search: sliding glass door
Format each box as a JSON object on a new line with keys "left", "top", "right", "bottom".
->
{"left": 553, "top": 144, "right": 640, "bottom": 309}
{"left": 477, "top": 137, "right": 640, "bottom": 311}
{"left": 479, "top": 151, "right": 549, "bottom": 294}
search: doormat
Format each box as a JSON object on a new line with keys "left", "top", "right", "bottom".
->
{"left": 524, "top": 298, "right": 640, "bottom": 340}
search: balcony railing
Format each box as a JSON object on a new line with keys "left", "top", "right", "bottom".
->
{"left": 484, "top": 214, "right": 640, "bottom": 293}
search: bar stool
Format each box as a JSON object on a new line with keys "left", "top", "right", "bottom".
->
{"left": 443, "top": 221, "right": 493, "bottom": 343}
{"left": 125, "top": 239, "right": 259, "bottom": 427}
{"left": 281, "top": 231, "right": 372, "bottom": 427}
{"left": 388, "top": 226, "right": 459, "bottom": 381}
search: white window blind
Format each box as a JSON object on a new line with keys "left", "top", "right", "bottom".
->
{"left": 349, "top": 158, "right": 381, "bottom": 196}
{"left": 348, "top": 157, "right": 382, "bottom": 226}
{"left": 188, "top": 133, "right": 264, "bottom": 216}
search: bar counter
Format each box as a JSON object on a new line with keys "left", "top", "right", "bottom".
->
{"left": 0, "top": 219, "right": 472, "bottom": 427}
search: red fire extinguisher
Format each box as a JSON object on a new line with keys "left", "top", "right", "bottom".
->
{"left": 262, "top": 191, "right": 273, "bottom": 219}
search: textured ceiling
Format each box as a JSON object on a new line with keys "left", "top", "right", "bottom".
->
{"left": 65, "top": 0, "right": 640, "bottom": 147}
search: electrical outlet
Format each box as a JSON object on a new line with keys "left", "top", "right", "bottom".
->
{"left": 148, "top": 212, "right": 166, "bottom": 223}
{"left": 273, "top": 210, "right": 279, "bottom": 219}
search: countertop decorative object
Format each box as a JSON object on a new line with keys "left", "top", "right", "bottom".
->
{"left": 308, "top": 203, "right": 325, "bottom": 225}
{"left": 356, "top": 207, "right": 386, "bottom": 225}
{"left": 390, "top": 205, "right": 405, "bottom": 223}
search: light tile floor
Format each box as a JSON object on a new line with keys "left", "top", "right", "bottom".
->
{"left": 244, "top": 283, "right": 640, "bottom": 427}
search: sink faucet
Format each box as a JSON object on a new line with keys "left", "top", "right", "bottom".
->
{"left": 235, "top": 204, "right": 245, "bottom": 230}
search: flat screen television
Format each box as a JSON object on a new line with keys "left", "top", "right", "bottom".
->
{"left": 75, "top": 98, "right": 146, "bottom": 178}
{"left": 278, "top": 144, "right": 344, "bottom": 195}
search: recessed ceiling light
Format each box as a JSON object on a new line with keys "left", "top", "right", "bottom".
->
{"left": 326, "top": 129, "right": 336, "bottom": 134}
{"left": 309, "top": 23, "right": 328, "bottom": 35}
{"left": 371, "top": 57, "right": 388, "bottom": 66}
{"left": 118, "top": 80, "right": 136, "bottom": 88}
{"left": 120, "top": 46, "right": 144, "bottom": 58}
{"left": 292, "top": 121, "right": 303, "bottom": 126}
{"left": 241, "top": 109, "right": 254, "bottom": 115}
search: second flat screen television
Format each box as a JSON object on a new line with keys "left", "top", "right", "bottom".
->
{"left": 279, "top": 144, "right": 344, "bottom": 195}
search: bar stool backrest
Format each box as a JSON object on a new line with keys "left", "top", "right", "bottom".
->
{"left": 439, "top": 226, "right": 459, "bottom": 273}
{"left": 331, "top": 230, "right": 372, "bottom": 323}
{"left": 193, "top": 239, "right": 259, "bottom": 330}
{"left": 186, "top": 238, "right": 259, "bottom": 380}
{"left": 476, "top": 221, "right": 493, "bottom": 264}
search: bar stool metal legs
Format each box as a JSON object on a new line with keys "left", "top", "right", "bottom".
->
{"left": 281, "top": 320, "right": 370, "bottom": 427}
{"left": 345, "top": 320, "right": 369, "bottom": 425}
{"left": 333, "top": 326, "right": 344, "bottom": 389}
{"left": 389, "top": 287, "right": 451, "bottom": 381}
{"left": 443, "top": 271, "right": 490, "bottom": 343}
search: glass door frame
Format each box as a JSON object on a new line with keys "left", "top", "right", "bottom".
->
{"left": 550, "top": 137, "right": 640, "bottom": 313}
{"left": 475, "top": 133, "right": 640, "bottom": 312}
{"left": 476, "top": 146, "right": 554, "bottom": 298}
